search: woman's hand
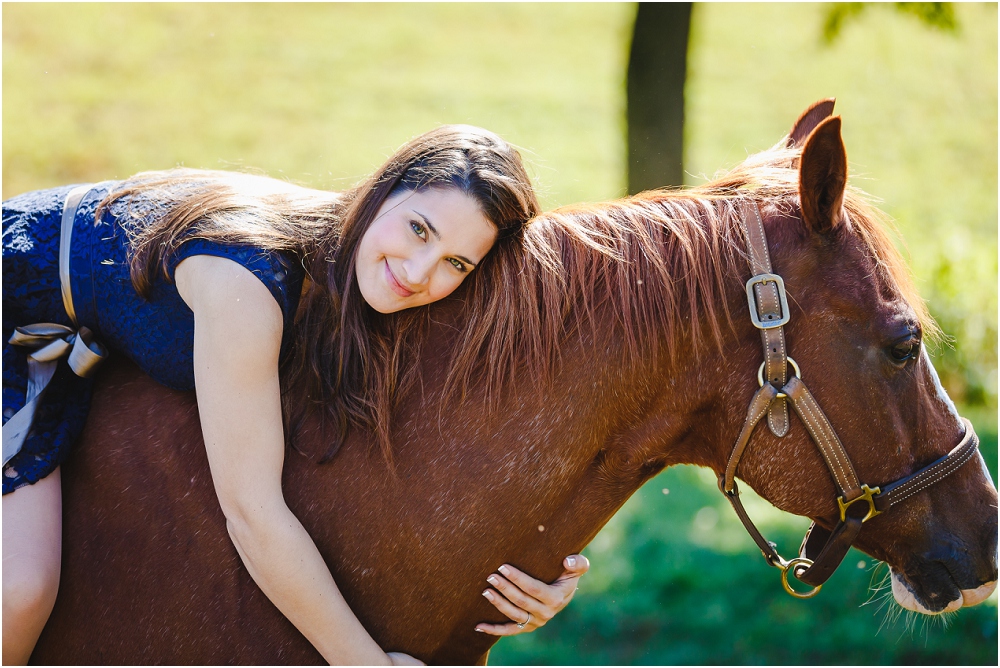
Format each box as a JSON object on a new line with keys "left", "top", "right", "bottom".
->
{"left": 475, "top": 554, "right": 590, "bottom": 636}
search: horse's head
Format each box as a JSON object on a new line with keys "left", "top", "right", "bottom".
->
{"left": 727, "top": 100, "right": 997, "bottom": 615}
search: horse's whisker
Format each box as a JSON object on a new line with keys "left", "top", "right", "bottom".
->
{"left": 863, "top": 561, "right": 892, "bottom": 607}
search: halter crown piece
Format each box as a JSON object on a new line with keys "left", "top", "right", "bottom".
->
{"left": 721, "top": 200, "right": 980, "bottom": 598}
{"left": 2, "top": 185, "right": 109, "bottom": 467}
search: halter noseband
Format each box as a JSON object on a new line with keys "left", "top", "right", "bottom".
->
{"left": 721, "top": 201, "right": 981, "bottom": 598}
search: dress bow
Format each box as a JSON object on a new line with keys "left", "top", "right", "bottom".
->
{"left": 2, "top": 323, "right": 108, "bottom": 467}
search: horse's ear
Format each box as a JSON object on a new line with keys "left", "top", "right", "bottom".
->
{"left": 788, "top": 98, "right": 836, "bottom": 148}
{"left": 799, "top": 116, "right": 847, "bottom": 234}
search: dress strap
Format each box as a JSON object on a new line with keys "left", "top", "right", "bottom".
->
{"left": 2, "top": 185, "right": 109, "bottom": 468}
{"left": 59, "top": 184, "right": 91, "bottom": 326}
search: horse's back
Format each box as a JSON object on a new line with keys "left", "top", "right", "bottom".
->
{"left": 32, "top": 354, "right": 554, "bottom": 664}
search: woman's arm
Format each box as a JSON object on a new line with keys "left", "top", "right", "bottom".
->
{"left": 177, "top": 255, "right": 405, "bottom": 665}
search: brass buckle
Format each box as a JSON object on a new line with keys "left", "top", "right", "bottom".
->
{"left": 745, "top": 273, "right": 790, "bottom": 329}
{"left": 837, "top": 484, "right": 882, "bottom": 523}
{"left": 780, "top": 557, "right": 822, "bottom": 599}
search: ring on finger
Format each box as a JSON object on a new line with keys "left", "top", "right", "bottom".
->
{"left": 516, "top": 612, "right": 531, "bottom": 629}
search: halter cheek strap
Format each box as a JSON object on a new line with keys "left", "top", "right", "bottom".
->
{"left": 2, "top": 185, "right": 109, "bottom": 468}
{"left": 741, "top": 201, "right": 790, "bottom": 437}
{"left": 720, "top": 200, "right": 981, "bottom": 598}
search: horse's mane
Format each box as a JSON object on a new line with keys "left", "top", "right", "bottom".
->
{"left": 446, "top": 140, "right": 934, "bottom": 404}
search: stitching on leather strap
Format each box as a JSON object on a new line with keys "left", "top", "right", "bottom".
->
{"left": 750, "top": 202, "right": 772, "bottom": 272}
{"left": 793, "top": 398, "right": 847, "bottom": 488}
{"left": 766, "top": 328, "right": 789, "bottom": 433}
{"left": 887, "top": 431, "right": 977, "bottom": 493}
{"left": 883, "top": 442, "right": 977, "bottom": 506}
{"left": 789, "top": 388, "right": 858, "bottom": 493}
{"left": 788, "top": 379, "right": 858, "bottom": 487}
{"left": 725, "top": 385, "right": 777, "bottom": 489}
{"left": 796, "top": 395, "right": 857, "bottom": 493}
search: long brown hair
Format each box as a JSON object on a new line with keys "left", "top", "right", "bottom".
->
{"left": 97, "top": 125, "right": 540, "bottom": 464}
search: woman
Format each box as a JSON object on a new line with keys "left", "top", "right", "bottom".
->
{"left": 2, "top": 126, "right": 590, "bottom": 665}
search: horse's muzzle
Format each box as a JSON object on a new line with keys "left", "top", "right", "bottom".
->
{"left": 891, "top": 568, "right": 997, "bottom": 614}
{"left": 889, "top": 536, "right": 998, "bottom": 614}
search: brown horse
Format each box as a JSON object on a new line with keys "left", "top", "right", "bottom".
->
{"left": 34, "top": 101, "right": 997, "bottom": 665}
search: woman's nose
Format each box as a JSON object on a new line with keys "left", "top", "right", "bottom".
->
{"left": 401, "top": 253, "right": 434, "bottom": 286}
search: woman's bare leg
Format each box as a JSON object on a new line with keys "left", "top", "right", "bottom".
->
{"left": 2, "top": 467, "right": 63, "bottom": 665}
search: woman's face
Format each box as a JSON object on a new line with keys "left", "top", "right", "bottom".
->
{"left": 356, "top": 187, "right": 497, "bottom": 313}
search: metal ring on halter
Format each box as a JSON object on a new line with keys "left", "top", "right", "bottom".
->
{"left": 780, "top": 557, "right": 822, "bottom": 599}
{"left": 757, "top": 356, "right": 801, "bottom": 399}
{"left": 516, "top": 612, "right": 531, "bottom": 629}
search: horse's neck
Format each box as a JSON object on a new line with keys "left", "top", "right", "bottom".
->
{"left": 511, "top": 323, "right": 739, "bottom": 558}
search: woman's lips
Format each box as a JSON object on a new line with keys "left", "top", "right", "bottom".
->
{"left": 384, "top": 260, "right": 415, "bottom": 298}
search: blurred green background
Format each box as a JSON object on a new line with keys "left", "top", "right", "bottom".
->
{"left": 3, "top": 2, "right": 996, "bottom": 665}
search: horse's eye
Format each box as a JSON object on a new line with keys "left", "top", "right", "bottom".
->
{"left": 889, "top": 337, "right": 920, "bottom": 363}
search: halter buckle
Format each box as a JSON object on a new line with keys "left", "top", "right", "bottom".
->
{"left": 837, "top": 484, "right": 882, "bottom": 523}
{"left": 745, "top": 273, "right": 790, "bottom": 329}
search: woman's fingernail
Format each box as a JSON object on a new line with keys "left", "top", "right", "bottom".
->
{"left": 487, "top": 575, "right": 499, "bottom": 585}
{"left": 475, "top": 627, "right": 485, "bottom": 633}
{"left": 498, "top": 565, "right": 511, "bottom": 576}
{"left": 483, "top": 589, "right": 494, "bottom": 601}
{"left": 566, "top": 556, "right": 577, "bottom": 568}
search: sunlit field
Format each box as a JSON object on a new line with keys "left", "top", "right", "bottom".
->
{"left": 3, "top": 2, "right": 996, "bottom": 664}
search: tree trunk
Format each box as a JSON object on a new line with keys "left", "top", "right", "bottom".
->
{"left": 627, "top": 2, "right": 693, "bottom": 193}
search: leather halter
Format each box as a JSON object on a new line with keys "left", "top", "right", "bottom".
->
{"left": 720, "top": 201, "right": 981, "bottom": 598}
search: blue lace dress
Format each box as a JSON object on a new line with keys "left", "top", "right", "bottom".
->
{"left": 2, "top": 182, "right": 305, "bottom": 494}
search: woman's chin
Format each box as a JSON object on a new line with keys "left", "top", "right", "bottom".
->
{"left": 357, "top": 283, "right": 394, "bottom": 314}
{"left": 360, "top": 289, "right": 409, "bottom": 314}
{"left": 366, "top": 296, "right": 402, "bottom": 314}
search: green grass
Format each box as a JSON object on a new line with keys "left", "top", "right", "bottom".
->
{"left": 3, "top": 3, "right": 996, "bottom": 665}
{"left": 2, "top": 3, "right": 633, "bottom": 207}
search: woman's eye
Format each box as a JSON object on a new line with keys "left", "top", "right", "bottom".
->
{"left": 410, "top": 221, "right": 427, "bottom": 239}
{"left": 448, "top": 258, "right": 468, "bottom": 273}
{"left": 889, "top": 337, "right": 920, "bottom": 363}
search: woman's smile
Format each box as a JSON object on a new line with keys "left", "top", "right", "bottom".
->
{"left": 383, "top": 260, "right": 416, "bottom": 297}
